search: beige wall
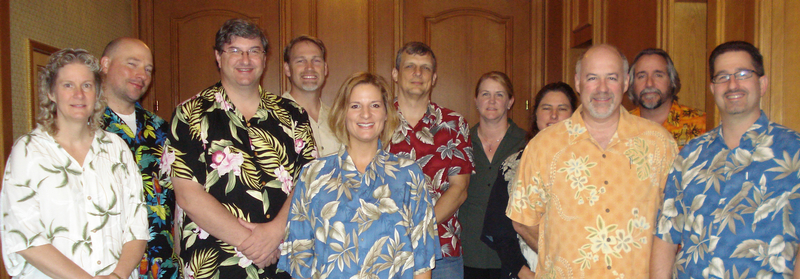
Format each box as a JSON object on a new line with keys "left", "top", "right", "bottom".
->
{"left": 9, "top": 0, "right": 132, "bottom": 139}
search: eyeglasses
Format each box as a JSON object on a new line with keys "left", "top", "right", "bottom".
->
{"left": 222, "top": 48, "right": 266, "bottom": 58}
{"left": 711, "top": 69, "right": 757, "bottom": 84}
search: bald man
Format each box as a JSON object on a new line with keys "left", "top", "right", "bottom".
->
{"left": 100, "top": 38, "right": 178, "bottom": 279}
{"left": 506, "top": 44, "right": 677, "bottom": 277}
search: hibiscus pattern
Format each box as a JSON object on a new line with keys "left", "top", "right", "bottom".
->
{"left": 164, "top": 82, "right": 316, "bottom": 278}
{"left": 389, "top": 100, "right": 474, "bottom": 258}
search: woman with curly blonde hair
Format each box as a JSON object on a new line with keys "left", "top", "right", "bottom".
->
{"left": 1, "top": 48, "right": 148, "bottom": 278}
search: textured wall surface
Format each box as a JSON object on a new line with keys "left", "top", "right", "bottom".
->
{"left": 10, "top": 0, "right": 131, "bottom": 139}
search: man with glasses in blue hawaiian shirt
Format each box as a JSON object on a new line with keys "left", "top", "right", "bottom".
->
{"left": 651, "top": 41, "right": 800, "bottom": 278}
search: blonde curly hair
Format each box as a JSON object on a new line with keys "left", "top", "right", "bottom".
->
{"left": 36, "top": 48, "right": 105, "bottom": 135}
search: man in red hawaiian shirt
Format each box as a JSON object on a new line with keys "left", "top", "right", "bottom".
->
{"left": 389, "top": 41, "right": 475, "bottom": 279}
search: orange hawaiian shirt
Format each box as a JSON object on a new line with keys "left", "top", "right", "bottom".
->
{"left": 506, "top": 106, "right": 677, "bottom": 278}
{"left": 630, "top": 101, "right": 706, "bottom": 149}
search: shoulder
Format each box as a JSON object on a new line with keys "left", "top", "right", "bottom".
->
{"left": 673, "top": 102, "right": 706, "bottom": 117}
{"left": 140, "top": 106, "right": 168, "bottom": 126}
{"left": 432, "top": 102, "right": 466, "bottom": 121}
{"left": 627, "top": 112, "right": 673, "bottom": 139}
{"left": 267, "top": 92, "right": 309, "bottom": 119}
{"left": 175, "top": 83, "right": 220, "bottom": 110}
{"left": 383, "top": 151, "right": 422, "bottom": 172}
{"left": 768, "top": 121, "right": 800, "bottom": 146}
{"left": 98, "top": 130, "right": 132, "bottom": 150}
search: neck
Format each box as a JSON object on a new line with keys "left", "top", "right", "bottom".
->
{"left": 639, "top": 98, "right": 673, "bottom": 125}
{"left": 582, "top": 109, "right": 620, "bottom": 149}
{"left": 347, "top": 141, "right": 379, "bottom": 173}
{"left": 396, "top": 91, "right": 429, "bottom": 126}
{"left": 105, "top": 95, "right": 136, "bottom": 115}
{"left": 720, "top": 111, "right": 761, "bottom": 149}
{"left": 53, "top": 119, "right": 94, "bottom": 144}
{"left": 479, "top": 117, "right": 510, "bottom": 135}
{"left": 222, "top": 80, "right": 261, "bottom": 117}
{"left": 289, "top": 89, "right": 322, "bottom": 120}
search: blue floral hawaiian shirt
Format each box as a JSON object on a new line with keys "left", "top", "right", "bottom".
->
{"left": 655, "top": 111, "right": 800, "bottom": 278}
{"left": 102, "top": 103, "right": 178, "bottom": 279}
{"left": 279, "top": 143, "right": 439, "bottom": 278}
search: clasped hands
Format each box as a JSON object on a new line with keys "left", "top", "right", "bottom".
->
{"left": 237, "top": 219, "right": 283, "bottom": 269}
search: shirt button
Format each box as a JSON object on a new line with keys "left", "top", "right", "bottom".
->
{"left": 606, "top": 238, "right": 611, "bottom": 242}
{"left": 97, "top": 260, "right": 101, "bottom": 265}
{"left": 91, "top": 229, "right": 97, "bottom": 233}
{"left": 266, "top": 214, "right": 271, "bottom": 219}
{"left": 607, "top": 265, "right": 611, "bottom": 270}
{"left": 605, "top": 208, "right": 610, "bottom": 213}
{"left": 87, "top": 196, "right": 92, "bottom": 200}
{"left": 604, "top": 181, "right": 608, "bottom": 185}
{"left": 246, "top": 122, "right": 251, "bottom": 127}
{"left": 602, "top": 154, "right": 606, "bottom": 158}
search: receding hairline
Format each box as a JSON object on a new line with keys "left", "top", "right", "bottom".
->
{"left": 102, "top": 37, "right": 150, "bottom": 59}
{"left": 576, "top": 44, "right": 628, "bottom": 76}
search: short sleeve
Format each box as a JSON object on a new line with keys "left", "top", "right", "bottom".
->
{"left": 1, "top": 139, "right": 48, "bottom": 275}
{"left": 278, "top": 163, "right": 316, "bottom": 278}
{"left": 407, "top": 164, "right": 439, "bottom": 274}
{"left": 506, "top": 141, "right": 547, "bottom": 227}
{"left": 163, "top": 102, "right": 206, "bottom": 184}
{"left": 449, "top": 115, "right": 475, "bottom": 176}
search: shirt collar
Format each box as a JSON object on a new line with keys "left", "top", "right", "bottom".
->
{"left": 568, "top": 105, "right": 639, "bottom": 146}
{"left": 713, "top": 110, "right": 770, "bottom": 151}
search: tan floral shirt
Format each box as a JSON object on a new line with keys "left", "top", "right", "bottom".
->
{"left": 506, "top": 106, "right": 677, "bottom": 278}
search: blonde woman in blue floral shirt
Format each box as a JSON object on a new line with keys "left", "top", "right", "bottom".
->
{"left": 279, "top": 72, "right": 439, "bottom": 279}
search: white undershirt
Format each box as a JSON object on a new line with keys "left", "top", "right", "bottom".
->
{"left": 117, "top": 111, "right": 137, "bottom": 135}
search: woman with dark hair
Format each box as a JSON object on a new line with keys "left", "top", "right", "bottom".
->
{"left": 278, "top": 72, "right": 438, "bottom": 279}
{"left": 480, "top": 81, "right": 578, "bottom": 278}
{"left": 461, "top": 71, "right": 529, "bottom": 278}
{"left": 1, "top": 49, "right": 148, "bottom": 278}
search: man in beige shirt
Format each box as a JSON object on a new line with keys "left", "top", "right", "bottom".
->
{"left": 282, "top": 35, "right": 339, "bottom": 157}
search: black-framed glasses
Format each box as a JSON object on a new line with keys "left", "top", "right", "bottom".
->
{"left": 712, "top": 69, "right": 756, "bottom": 84}
{"left": 222, "top": 47, "right": 266, "bottom": 58}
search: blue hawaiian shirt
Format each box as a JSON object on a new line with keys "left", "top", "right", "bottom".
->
{"left": 655, "top": 111, "right": 800, "bottom": 278}
{"left": 278, "top": 143, "right": 439, "bottom": 278}
{"left": 102, "top": 103, "right": 178, "bottom": 279}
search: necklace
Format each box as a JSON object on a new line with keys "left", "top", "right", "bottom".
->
{"left": 479, "top": 123, "right": 509, "bottom": 154}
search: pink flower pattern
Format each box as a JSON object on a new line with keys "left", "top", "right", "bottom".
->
{"left": 210, "top": 147, "right": 244, "bottom": 176}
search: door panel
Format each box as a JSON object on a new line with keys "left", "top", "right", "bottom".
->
{"left": 403, "top": 0, "right": 532, "bottom": 129}
{"left": 146, "top": 1, "right": 280, "bottom": 120}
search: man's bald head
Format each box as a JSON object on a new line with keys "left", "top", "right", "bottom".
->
{"left": 100, "top": 38, "right": 154, "bottom": 111}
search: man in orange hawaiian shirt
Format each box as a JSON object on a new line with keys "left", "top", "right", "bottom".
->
{"left": 628, "top": 48, "right": 706, "bottom": 148}
{"left": 506, "top": 44, "right": 678, "bottom": 278}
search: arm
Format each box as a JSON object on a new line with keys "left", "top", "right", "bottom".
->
{"left": 413, "top": 270, "right": 431, "bottom": 279}
{"left": 649, "top": 237, "right": 678, "bottom": 279}
{"left": 518, "top": 266, "right": 536, "bottom": 279}
{"left": 512, "top": 221, "right": 539, "bottom": 252}
{"left": 172, "top": 177, "right": 252, "bottom": 248}
{"left": 435, "top": 174, "right": 469, "bottom": 224}
{"left": 108, "top": 240, "right": 147, "bottom": 278}
{"left": 16, "top": 245, "right": 93, "bottom": 279}
{"left": 794, "top": 248, "right": 800, "bottom": 279}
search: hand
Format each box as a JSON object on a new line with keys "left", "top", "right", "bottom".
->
{"left": 518, "top": 265, "right": 536, "bottom": 279}
{"left": 238, "top": 219, "right": 284, "bottom": 268}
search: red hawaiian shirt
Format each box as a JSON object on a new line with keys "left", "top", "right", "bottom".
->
{"left": 389, "top": 100, "right": 475, "bottom": 257}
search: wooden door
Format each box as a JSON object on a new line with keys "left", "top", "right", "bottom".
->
{"left": 139, "top": 1, "right": 282, "bottom": 120}
{"left": 402, "top": 0, "right": 535, "bottom": 129}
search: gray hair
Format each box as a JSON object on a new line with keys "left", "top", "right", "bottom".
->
{"left": 626, "top": 48, "right": 681, "bottom": 103}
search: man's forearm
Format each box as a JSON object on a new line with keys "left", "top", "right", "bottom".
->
{"left": 112, "top": 240, "right": 147, "bottom": 278}
{"left": 17, "top": 244, "right": 93, "bottom": 279}
{"left": 173, "top": 177, "right": 251, "bottom": 247}
{"left": 512, "top": 221, "right": 538, "bottom": 252}
{"left": 650, "top": 237, "right": 678, "bottom": 279}
{"left": 434, "top": 174, "right": 469, "bottom": 224}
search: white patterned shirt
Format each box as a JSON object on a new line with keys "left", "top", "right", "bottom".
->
{"left": 1, "top": 127, "right": 149, "bottom": 278}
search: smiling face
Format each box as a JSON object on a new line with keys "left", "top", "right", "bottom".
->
{"left": 632, "top": 54, "right": 672, "bottom": 110}
{"left": 215, "top": 36, "right": 267, "bottom": 89}
{"left": 101, "top": 39, "right": 153, "bottom": 105}
{"left": 345, "top": 83, "right": 388, "bottom": 149}
{"left": 50, "top": 63, "right": 98, "bottom": 126}
{"left": 535, "top": 90, "right": 574, "bottom": 130}
{"left": 284, "top": 41, "right": 328, "bottom": 93}
{"left": 392, "top": 53, "right": 437, "bottom": 98}
{"left": 710, "top": 50, "right": 767, "bottom": 120}
{"left": 475, "top": 78, "right": 514, "bottom": 122}
{"left": 575, "top": 46, "right": 629, "bottom": 122}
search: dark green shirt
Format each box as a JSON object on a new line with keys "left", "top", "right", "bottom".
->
{"left": 461, "top": 119, "right": 528, "bottom": 268}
